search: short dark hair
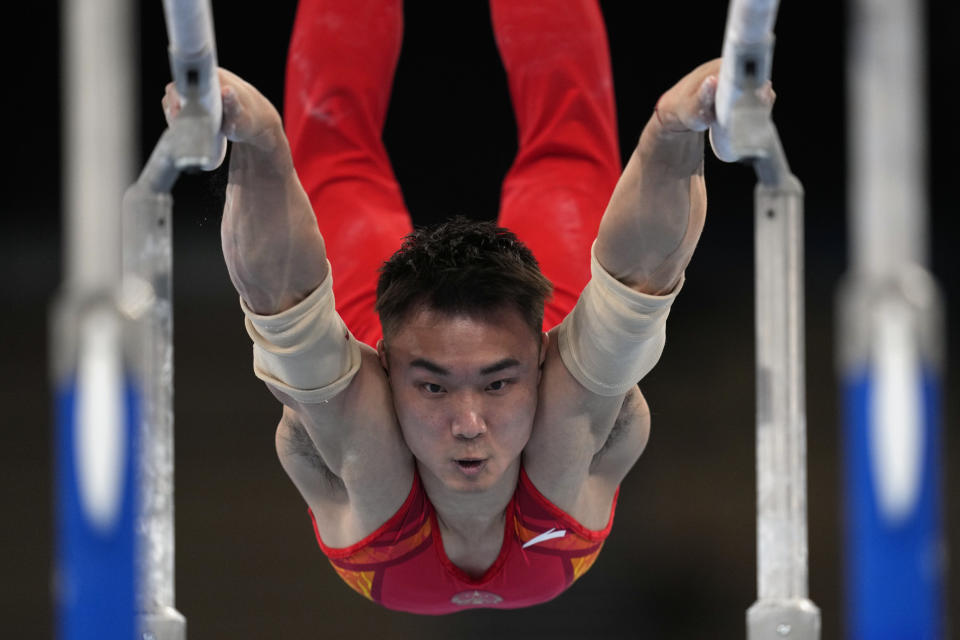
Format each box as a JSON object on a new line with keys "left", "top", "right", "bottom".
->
{"left": 376, "top": 217, "right": 553, "bottom": 340}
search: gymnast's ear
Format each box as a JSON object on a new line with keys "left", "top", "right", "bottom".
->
{"left": 539, "top": 332, "right": 549, "bottom": 367}
{"left": 377, "top": 339, "right": 389, "bottom": 373}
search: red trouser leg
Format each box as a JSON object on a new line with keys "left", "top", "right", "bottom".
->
{"left": 284, "top": 0, "right": 410, "bottom": 346}
{"left": 490, "top": 0, "right": 621, "bottom": 331}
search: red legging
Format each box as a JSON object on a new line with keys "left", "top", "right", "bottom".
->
{"left": 284, "top": 0, "right": 621, "bottom": 346}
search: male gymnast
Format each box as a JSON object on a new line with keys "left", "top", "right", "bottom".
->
{"left": 162, "top": 0, "right": 752, "bottom": 614}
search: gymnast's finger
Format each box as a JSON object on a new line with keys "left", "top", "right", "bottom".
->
{"left": 161, "top": 82, "right": 182, "bottom": 126}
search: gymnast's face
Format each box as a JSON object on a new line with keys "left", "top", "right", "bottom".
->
{"left": 379, "top": 305, "right": 547, "bottom": 493}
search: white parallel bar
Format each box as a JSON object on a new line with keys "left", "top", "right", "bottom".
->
{"left": 725, "top": 0, "right": 779, "bottom": 43}
{"left": 64, "top": 0, "right": 134, "bottom": 291}
{"left": 162, "top": 0, "right": 215, "bottom": 56}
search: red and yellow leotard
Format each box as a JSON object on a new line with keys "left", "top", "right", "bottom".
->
{"left": 309, "top": 468, "right": 617, "bottom": 614}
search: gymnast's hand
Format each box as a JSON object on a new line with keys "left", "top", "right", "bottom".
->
{"left": 652, "top": 58, "right": 775, "bottom": 161}
{"left": 653, "top": 58, "right": 776, "bottom": 134}
{"left": 651, "top": 59, "right": 723, "bottom": 134}
{"left": 161, "top": 68, "right": 285, "bottom": 155}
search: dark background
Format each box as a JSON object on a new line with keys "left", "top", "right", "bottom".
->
{"left": 2, "top": 1, "right": 957, "bottom": 638}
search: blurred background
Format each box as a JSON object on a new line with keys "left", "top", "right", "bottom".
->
{"left": 2, "top": 1, "right": 957, "bottom": 637}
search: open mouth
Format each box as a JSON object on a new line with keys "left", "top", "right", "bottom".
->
{"left": 455, "top": 459, "right": 486, "bottom": 474}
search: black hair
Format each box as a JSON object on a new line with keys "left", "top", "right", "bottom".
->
{"left": 376, "top": 216, "right": 553, "bottom": 339}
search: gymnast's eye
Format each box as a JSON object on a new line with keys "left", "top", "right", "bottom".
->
{"left": 486, "top": 379, "right": 511, "bottom": 392}
{"left": 421, "top": 382, "right": 445, "bottom": 394}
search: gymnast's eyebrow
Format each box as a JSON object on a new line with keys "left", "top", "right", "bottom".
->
{"left": 408, "top": 358, "right": 520, "bottom": 376}
{"left": 479, "top": 358, "right": 520, "bottom": 376}
{"left": 409, "top": 358, "right": 450, "bottom": 376}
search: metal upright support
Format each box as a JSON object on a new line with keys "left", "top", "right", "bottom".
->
{"left": 840, "top": 0, "right": 945, "bottom": 635}
{"left": 53, "top": 0, "right": 139, "bottom": 638}
{"left": 712, "top": 1, "right": 821, "bottom": 637}
{"left": 124, "top": 2, "right": 225, "bottom": 638}
{"left": 746, "top": 130, "right": 820, "bottom": 640}
{"left": 124, "top": 133, "right": 183, "bottom": 640}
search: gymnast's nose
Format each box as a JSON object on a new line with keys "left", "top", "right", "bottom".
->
{"left": 451, "top": 396, "right": 487, "bottom": 440}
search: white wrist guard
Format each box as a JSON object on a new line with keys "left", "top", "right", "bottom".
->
{"left": 240, "top": 263, "right": 362, "bottom": 404}
{"left": 558, "top": 243, "right": 683, "bottom": 396}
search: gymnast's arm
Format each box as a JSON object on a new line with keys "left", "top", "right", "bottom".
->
{"left": 530, "top": 61, "right": 742, "bottom": 506}
{"left": 545, "top": 61, "right": 723, "bottom": 408}
{"left": 163, "top": 71, "right": 412, "bottom": 541}
{"left": 525, "top": 62, "right": 725, "bottom": 522}
{"left": 544, "top": 60, "right": 773, "bottom": 472}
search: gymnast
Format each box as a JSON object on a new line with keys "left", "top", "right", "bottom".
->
{"left": 163, "top": 0, "right": 734, "bottom": 614}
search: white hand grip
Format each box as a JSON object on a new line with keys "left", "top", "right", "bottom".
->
{"left": 711, "top": 0, "right": 780, "bottom": 162}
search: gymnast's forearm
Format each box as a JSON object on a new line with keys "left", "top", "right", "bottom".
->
{"left": 222, "top": 135, "right": 329, "bottom": 316}
{"left": 557, "top": 122, "right": 700, "bottom": 397}
{"left": 594, "top": 60, "right": 722, "bottom": 296}
{"left": 228, "top": 136, "right": 364, "bottom": 408}
{"left": 594, "top": 118, "right": 706, "bottom": 296}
